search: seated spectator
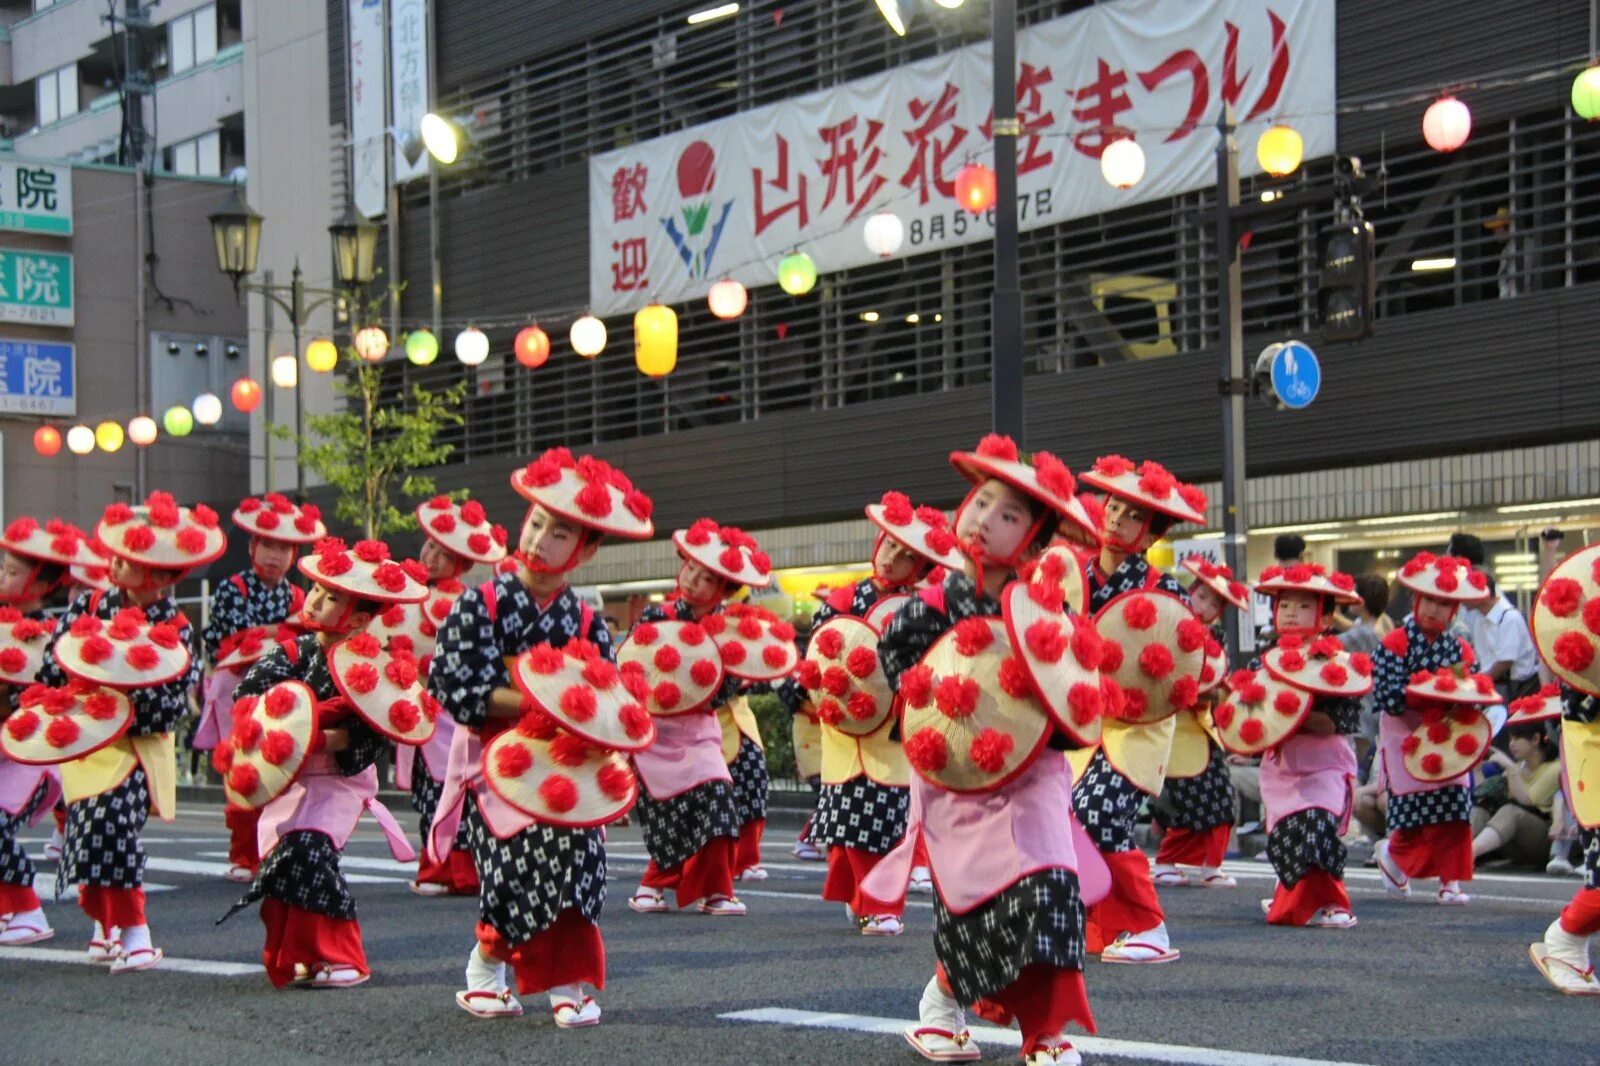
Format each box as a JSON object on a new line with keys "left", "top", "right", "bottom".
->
{"left": 1472, "top": 723, "right": 1561, "bottom": 865}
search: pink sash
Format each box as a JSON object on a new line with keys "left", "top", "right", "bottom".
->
{"left": 427, "top": 719, "right": 540, "bottom": 862}
{"left": 191, "top": 667, "right": 244, "bottom": 751}
{"left": 0, "top": 755, "right": 60, "bottom": 822}
{"left": 1378, "top": 710, "right": 1466, "bottom": 797}
{"left": 630, "top": 710, "right": 732, "bottom": 801}
{"left": 393, "top": 715, "right": 454, "bottom": 792}
{"left": 257, "top": 754, "right": 414, "bottom": 862}
{"left": 1259, "top": 730, "right": 1356, "bottom": 834}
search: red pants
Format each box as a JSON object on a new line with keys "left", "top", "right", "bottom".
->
{"left": 416, "top": 846, "right": 480, "bottom": 894}
{"left": 259, "top": 898, "right": 368, "bottom": 988}
{"left": 477, "top": 908, "right": 605, "bottom": 996}
{"left": 942, "top": 963, "right": 1096, "bottom": 1053}
{"left": 225, "top": 806, "right": 262, "bottom": 873}
{"left": 1560, "top": 888, "right": 1600, "bottom": 937}
{"left": 641, "top": 835, "right": 736, "bottom": 907}
{"left": 734, "top": 818, "right": 765, "bottom": 873}
{"left": 1155, "top": 824, "right": 1230, "bottom": 868}
{"left": 912, "top": 831, "right": 930, "bottom": 869}
{"left": 822, "top": 846, "right": 902, "bottom": 918}
{"left": 0, "top": 881, "right": 41, "bottom": 912}
{"left": 52, "top": 806, "right": 65, "bottom": 833}
{"left": 1085, "top": 849, "right": 1164, "bottom": 953}
{"left": 78, "top": 885, "right": 146, "bottom": 930}
{"left": 1387, "top": 821, "right": 1473, "bottom": 883}
{"left": 1265, "top": 869, "right": 1352, "bottom": 926}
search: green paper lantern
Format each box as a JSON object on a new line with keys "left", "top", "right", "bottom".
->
{"left": 1574, "top": 66, "right": 1600, "bottom": 122}
{"left": 777, "top": 251, "right": 817, "bottom": 296}
{"left": 406, "top": 329, "right": 440, "bottom": 366}
{"left": 163, "top": 405, "right": 194, "bottom": 437}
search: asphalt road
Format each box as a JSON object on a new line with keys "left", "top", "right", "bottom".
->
{"left": 1, "top": 801, "right": 1594, "bottom": 1066}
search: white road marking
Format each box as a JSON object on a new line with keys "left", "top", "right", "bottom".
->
{"left": 33, "top": 873, "right": 174, "bottom": 900}
{"left": 0, "top": 945, "right": 261, "bottom": 977}
{"left": 719, "top": 1007, "right": 1377, "bottom": 1066}
{"left": 149, "top": 857, "right": 407, "bottom": 885}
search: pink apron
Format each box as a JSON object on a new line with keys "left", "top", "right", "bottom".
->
{"left": 0, "top": 755, "right": 60, "bottom": 822}
{"left": 191, "top": 667, "right": 244, "bottom": 751}
{"left": 428, "top": 720, "right": 552, "bottom": 863}
{"left": 863, "top": 754, "right": 1110, "bottom": 914}
{"left": 394, "top": 713, "right": 457, "bottom": 792}
{"left": 630, "top": 710, "right": 732, "bottom": 802}
{"left": 257, "top": 753, "right": 414, "bottom": 862}
{"left": 1378, "top": 710, "right": 1466, "bottom": 797}
{"left": 1259, "top": 730, "right": 1356, "bottom": 834}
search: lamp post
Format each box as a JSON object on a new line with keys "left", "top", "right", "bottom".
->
{"left": 989, "top": 0, "right": 1024, "bottom": 443}
{"left": 1214, "top": 108, "right": 1249, "bottom": 659}
{"left": 209, "top": 186, "right": 379, "bottom": 495}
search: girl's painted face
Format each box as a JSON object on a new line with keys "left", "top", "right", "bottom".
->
{"left": 1413, "top": 593, "right": 1457, "bottom": 635}
{"left": 519, "top": 505, "right": 585, "bottom": 571}
{"left": 300, "top": 583, "right": 370, "bottom": 632}
{"left": 1102, "top": 497, "right": 1154, "bottom": 553}
{"left": 419, "top": 537, "right": 465, "bottom": 582}
{"left": 1189, "top": 582, "right": 1225, "bottom": 626}
{"left": 109, "top": 554, "right": 174, "bottom": 592}
{"left": 873, "top": 535, "right": 922, "bottom": 586}
{"left": 677, "top": 558, "right": 727, "bottom": 606}
{"left": 0, "top": 551, "right": 41, "bottom": 601}
{"left": 1273, "top": 590, "right": 1324, "bottom": 634}
{"left": 955, "top": 478, "right": 1037, "bottom": 564}
{"left": 251, "top": 538, "right": 295, "bottom": 583}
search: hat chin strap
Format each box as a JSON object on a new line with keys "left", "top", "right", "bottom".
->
{"left": 0, "top": 559, "right": 50, "bottom": 603}
{"left": 675, "top": 559, "right": 729, "bottom": 610}
{"left": 1101, "top": 504, "right": 1156, "bottom": 556}
{"left": 109, "top": 556, "right": 172, "bottom": 593}
{"left": 300, "top": 596, "right": 361, "bottom": 635}
{"left": 953, "top": 486, "right": 1046, "bottom": 573}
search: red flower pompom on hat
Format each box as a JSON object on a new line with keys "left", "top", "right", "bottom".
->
{"left": 975, "top": 434, "right": 1019, "bottom": 461}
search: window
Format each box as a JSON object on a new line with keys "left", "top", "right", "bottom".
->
{"left": 169, "top": 4, "right": 218, "bottom": 75}
{"left": 167, "top": 131, "right": 222, "bottom": 177}
{"left": 36, "top": 65, "right": 78, "bottom": 127}
{"left": 33, "top": 0, "right": 60, "bottom": 12}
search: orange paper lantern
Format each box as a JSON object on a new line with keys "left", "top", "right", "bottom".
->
{"left": 514, "top": 326, "right": 551, "bottom": 368}
{"left": 230, "top": 376, "right": 263, "bottom": 413}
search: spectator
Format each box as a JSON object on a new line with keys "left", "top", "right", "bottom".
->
{"left": 1338, "top": 574, "right": 1390, "bottom": 758}
{"left": 1273, "top": 534, "right": 1306, "bottom": 564}
{"left": 1463, "top": 575, "right": 1541, "bottom": 701}
{"left": 1471, "top": 723, "right": 1561, "bottom": 865}
{"left": 1446, "top": 532, "right": 1486, "bottom": 567}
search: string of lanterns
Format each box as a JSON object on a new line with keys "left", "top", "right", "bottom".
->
{"left": 30, "top": 62, "right": 1599, "bottom": 458}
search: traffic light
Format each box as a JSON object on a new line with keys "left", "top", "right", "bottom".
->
{"left": 1317, "top": 220, "right": 1376, "bottom": 342}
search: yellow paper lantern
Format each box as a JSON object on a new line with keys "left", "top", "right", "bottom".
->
{"left": 1256, "top": 124, "right": 1303, "bottom": 178}
{"left": 305, "top": 338, "right": 339, "bottom": 373}
{"left": 95, "top": 420, "right": 125, "bottom": 453}
{"left": 634, "top": 303, "right": 678, "bottom": 378}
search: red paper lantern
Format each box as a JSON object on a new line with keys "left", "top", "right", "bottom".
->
{"left": 231, "top": 377, "right": 263, "bottom": 413}
{"left": 33, "top": 425, "right": 61, "bottom": 456}
{"left": 955, "top": 163, "right": 997, "bottom": 214}
{"left": 514, "top": 326, "right": 551, "bottom": 368}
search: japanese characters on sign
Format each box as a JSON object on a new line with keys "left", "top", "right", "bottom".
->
{"left": 589, "top": 0, "right": 1334, "bottom": 317}
{"left": 0, "top": 340, "right": 75, "bottom": 416}
{"left": 0, "top": 160, "right": 72, "bottom": 236}
{"left": 349, "top": 0, "right": 388, "bottom": 217}
{"left": 0, "top": 250, "right": 73, "bottom": 327}
{"left": 390, "top": 0, "right": 431, "bottom": 185}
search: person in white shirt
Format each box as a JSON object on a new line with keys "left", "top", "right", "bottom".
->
{"left": 1461, "top": 577, "right": 1540, "bottom": 701}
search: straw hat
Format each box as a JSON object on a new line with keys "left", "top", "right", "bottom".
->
{"left": 509, "top": 637, "right": 655, "bottom": 752}
{"left": 1212, "top": 667, "right": 1312, "bottom": 756}
{"left": 1093, "top": 589, "right": 1208, "bottom": 724}
{"left": 1181, "top": 555, "right": 1253, "bottom": 612}
{"left": 214, "top": 680, "right": 318, "bottom": 810}
{"left": 1404, "top": 666, "right": 1500, "bottom": 706}
{"left": 1262, "top": 632, "right": 1374, "bottom": 698}
{"left": 0, "top": 680, "right": 132, "bottom": 765}
{"left": 793, "top": 615, "right": 893, "bottom": 737}
{"left": 1078, "top": 454, "right": 1207, "bottom": 526}
{"left": 617, "top": 619, "right": 727, "bottom": 717}
{"left": 95, "top": 492, "right": 228, "bottom": 572}
{"left": 214, "top": 622, "right": 301, "bottom": 672}
{"left": 864, "top": 591, "right": 912, "bottom": 632}
{"left": 1401, "top": 701, "right": 1493, "bottom": 782}
{"left": 1197, "top": 632, "right": 1228, "bottom": 695}
{"left": 326, "top": 633, "right": 440, "bottom": 745}
{"left": 415, "top": 495, "right": 509, "bottom": 565}
{"left": 296, "top": 538, "right": 430, "bottom": 606}
{"left": 1507, "top": 682, "right": 1563, "bottom": 726}
{"left": 898, "top": 616, "right": 1053, "bottom": 793}
{"left": 703, "top": 603, "right": 799, "bottom": 682}
{"left": 865, "top": 492, "right": 965, "bottom": 572}
{"left": 365, "top": 580, "right": 466, "bottom": 669}
{"left": 231, "top": 494, "right": 327, "bottom": 545}
{"left": 510, "top": 448, "right": 655, "bottom": 541}
{"left": 0, "top": 610, "right": 56, "bottom": 685}
{"left": 483, "top": 711, "right": 639, "bottom": 828}
{"left": 1254, "top": 562, "right": 1362, "bottom": 605}
{"left": 1024, "top": 545, "right": 1091, "bottom": 617}
{"left": 949, "top": 435, "right": 1084, "bottom": 532}
{"left": 672, "top": 519, "right": 772, "bottom": 588}
{"left": 1000, "top": 579, "right": 1106, "bottom": 747}
{"left": 1395, "top": 552, "right": 1486, "bottom": 604}
{"left": 1530, "top": 544, "right": 1600, "bottom": 697}
{"left": 0, "top": 516, "right": 101, "bottom": 570}
{"left": 54, "top": 607, "right": 192, "bottom": 689}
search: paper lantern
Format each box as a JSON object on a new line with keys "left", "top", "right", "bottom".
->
{"left": 163, "top": 406, "right": 194, "bottom": 437}
{"left": 571, "top": 315, "right": 607, "bottom": 358}
{"left": 514, "top": 326, "right": 551, "bottom": 368}
{"left": 1256, "top": 124, "right": 1303, "bottom": 177}
{"left": 305, "top": 338, "right": 339, "bottom": 373}
{"left": 354, "top": 326, "right": 389, "bottom": 362}
{"left": 955, "top": 163, "right": 997, "bottom": 213}
{"left": 1100, "top": 137, "right": 1145, "bottom": 189}
{"left": 405, "top": 329, "right": 440, "bottom": 366}
{"left": 863, "top": 211, "right": 905, "bottom": 258}
{"left": 95, "top": 421, "right": 125, "bottom": 453}
{"left": 66, "top": 425, "right": 95, "bottom": 455}
{"left": 231, "top": 376, "right": 263, "bottom": 412}
{"left": 777, "top": 252, "right": 817, "bottom": 296}
{"left": 455, "top": 327, "right": 489, "bottom": 367}
{"left": 1573, "top": 66, "right": 1600, "bottom": 122}
{"left": 634, "top": 303, "right": 678, "bottom": 378}
{"left": 1423, "top": 96, "right": 1471, "bottom": 152}
{"left": 707, "top": 279, "right": 748, "bottom": 320}
{"left": 193, "top": 392, "right": 223, "bottom": 426}
{"left": 128, "top": 416, "right": 158, "bottom": 447}
{"left": 33, "top": 426, "right": 61, "bottom": 456}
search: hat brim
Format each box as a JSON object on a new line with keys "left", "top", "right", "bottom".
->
{"left": 220, "top": 681, "right": 318, "bottom": 809}
{"left": 297, "top": 555, "right": 429, "bottom": 605}
{"left": 1212, "top": 670, "right": 1310, "bottom": 756}
{"left": 95, "top": 511, "right": 228, "bottom": 572}
{"left": 483, "top": 730, "right": 639, "bottom": 829}
{"left": 1093, "top": 589, "right": 1207, "bottom": 724}
{"left": 1403, "top": 707, "right": 1491, "bottom": 781}
{"left": 55, "top": 631, "right": 191, "bottom": 689}
{"left": 1000, "top": 581, "right": 1104, "bottom": 748}
{"left": 0, "top": 685, "right": 133, "bottom": 765}
{"left": 800, "top": 615, "right": 893, "bottom": 738}
{"left": 1256, "top": 575, "right": 1363, "bottom": 606}
{"left": 617, "top": 620, "right": 725, "bottom": 717}
{"left": 0, "top": 527, "right": 102, "bottom": 569}
{"left": 232, "top": 509, "right": 326, "bottom": 545}
{"left": 1396, "top": 569, "right": 1485, "bottom": 604}
{"left": 510, "top": 467, "right": 654, "bottom": 541}
{"left": 327, "top": 641, "right": 438, "bottom": 745}
{"left": 414, "top": 501, "right": 508, "bottom": 564}
{"left": 510, "top": 645, "right": 656, "bottom": 753}
{"left": 672, "top": 530, "right": 771, "bottom": 588}
{"left": 949, "top": 452, "right": 1077, "bottom": 524}
{"left": 865, "top": 504, "right": 965, "bottom": 572}
{"left": 1182, "top": 558, "right": 1253, "bottom": 612}
{"left": 1078, "top": 468, "right": 1205, "bottom": 526}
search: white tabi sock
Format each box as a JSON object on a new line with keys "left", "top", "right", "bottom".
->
{"left": 465, "top": 946, "right": 505, "bottom": 992}
{"left": 120, "top": 924, "right": 152, "bottom": 955}
{"left": 917, "top": 974, "right": 964, "bottom": 1029}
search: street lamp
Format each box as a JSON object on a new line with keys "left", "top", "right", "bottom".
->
{"left": 329, "top": 204, "right": 380, "bottom": 289}
{"left": 208, "top": 183, "right": 264, "bottom": 292}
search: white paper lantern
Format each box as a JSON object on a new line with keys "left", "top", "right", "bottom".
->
{"left": 455, "top": 327, "right": 490, "bottom": 366}
{"left": 66, "top": 425, "right": 95, "bottom": 455}
{"left": 570, "top": 315, "right": 607, "bottom": 358}
{"left": 128, "top": 416, "right": 158, "bottom": 447}
{"left": 193, "top": 392, "right": 223, "bottom": 426}
{"left": 271, "top": 353, "right": 299, "bottom": 389}
{"left": 863, "top": 211, "right": 905, "bottom": 258}
{"left": 1100, "top": 138, "right": 1145, "bottom": 189}
{"left": 1422, "top": 95, "right": 1471, "bottom": 153}
{"left": 707, "top": 279, "right": 748, "bottom": 320}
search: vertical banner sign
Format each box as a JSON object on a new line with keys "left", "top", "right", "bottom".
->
{"left": 389, "top": 0, "right": 431, "bottom": 185}
{"left": 0, "top": 160, "right": 72, "bottom": 235}
{"left": 590, "top": 0, "right": 1335, "bottom": 316}
{"left": 349, "top": 0, "right": 388, "bottom": 217}
{"left": 0, "top": 250, "right": 73, "bottom": 326}
{"left": 0, "top": 339, "right": 75, "bottom": 415}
